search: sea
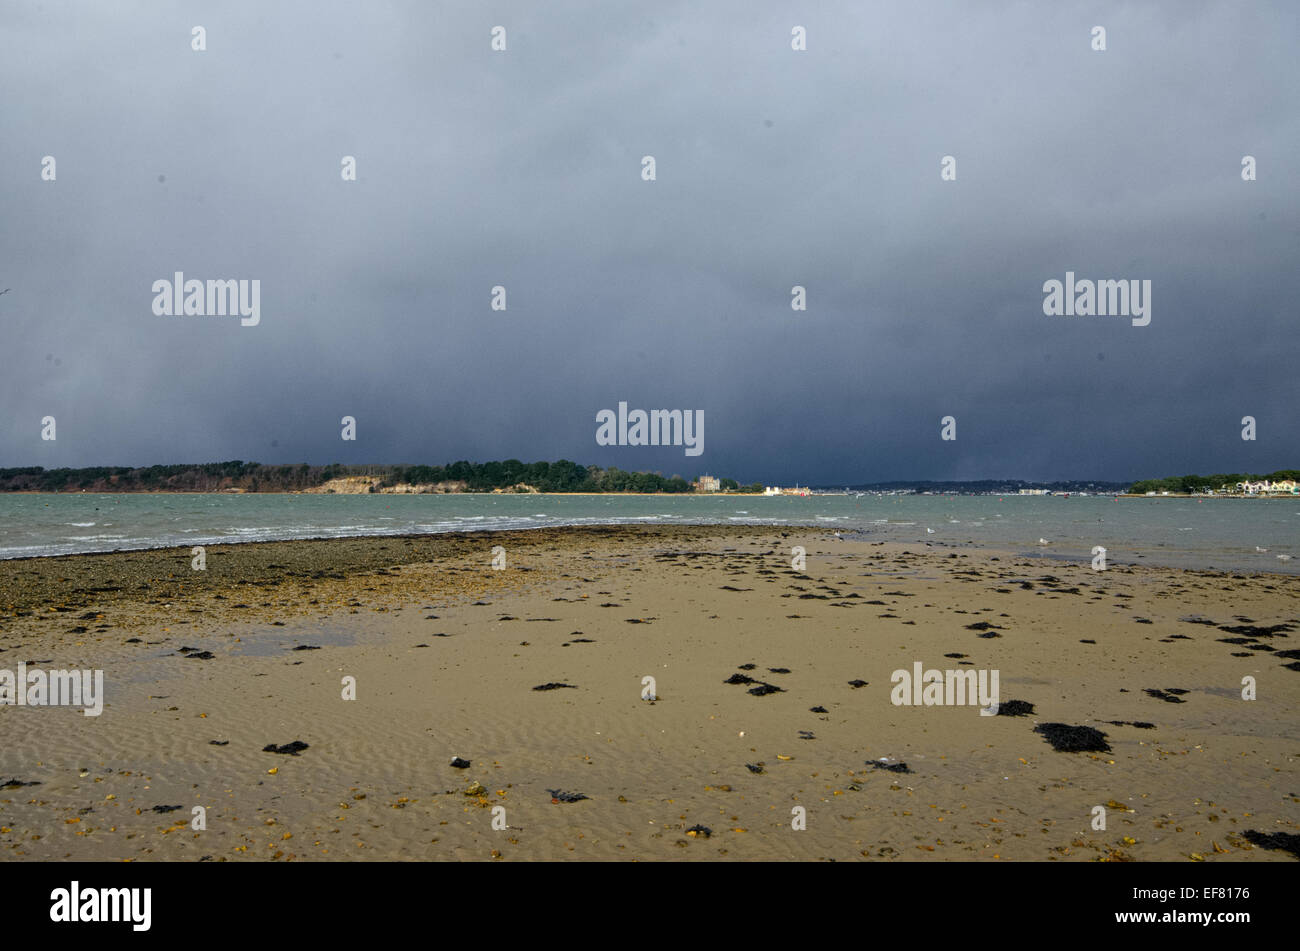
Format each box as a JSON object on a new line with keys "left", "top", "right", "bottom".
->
{"left": 1, "top": 493, "right": 1296, "bottom": 574}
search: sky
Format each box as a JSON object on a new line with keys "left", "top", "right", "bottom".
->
{"left": 2, "top": 1, "right": 1297, "bottom": 485}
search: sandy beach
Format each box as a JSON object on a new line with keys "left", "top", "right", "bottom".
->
{"left": 1, "top": 524, "right": 1297, "bottom": 862}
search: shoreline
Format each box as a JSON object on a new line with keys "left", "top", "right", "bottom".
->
{"left": 5, "top": 518, "right": 1298, "bottom": 580}
{"left": 10, "top": 517, "right": 1300, "bottom": 589}
{"left": 0, "top": 524, "right": 802, "bottom": 615}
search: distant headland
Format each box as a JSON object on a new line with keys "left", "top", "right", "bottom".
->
{"left": 2, "top": 463, "right": 1294, "bottom": 497}
{"left": 0, "top": 462, "right": 763, "bottom": 495}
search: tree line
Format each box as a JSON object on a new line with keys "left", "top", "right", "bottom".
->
{"left": 1129, "top": 469, "right": 1299, "bottom": 494}
{"left": 0, "top": 461, "right": 763, "bottom": 494}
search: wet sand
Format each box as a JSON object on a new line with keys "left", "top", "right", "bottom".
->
{"left": 1, "top": 525, "right": 1297, "bottom": 861}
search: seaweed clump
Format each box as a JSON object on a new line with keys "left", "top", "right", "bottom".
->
{"left": 870, "top": 761, "right": 912, "bottom": 774}
{"left": 1243, "top": 830, "right": 1300, "bottom": 859}
{"left": 262, "top": 741, "right": 309, "bottom": 756}
{"left": 1034, "top": 723, "right": 1111, "bottom": 753}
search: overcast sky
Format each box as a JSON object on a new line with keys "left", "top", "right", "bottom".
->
{"left": 2, "top": 1, "right": 1296, "bottom": 484}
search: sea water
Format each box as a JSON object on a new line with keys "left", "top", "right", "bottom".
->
{"left": 0, "top": 493, "right": 1295, "bottom": 574}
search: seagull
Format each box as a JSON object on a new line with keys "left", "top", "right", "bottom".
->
{"left": 1038, "top": 538, "right": 1049, "bottom": 546}
{"left": 926, "top": 527, "right": 935, "bottom": 534}
{"left": 0, "top": 288, "right": 9, "bottom": 296}
{"left": 1256, "top": 546, "right": 1269, "bottom": 553}
{"left": 1278, "top": 554, "right": 1292, "bottom": 562}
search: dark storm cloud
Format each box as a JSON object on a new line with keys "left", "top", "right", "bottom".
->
{"left": 2, "top": 1, "right": 1296, "bottom": 483}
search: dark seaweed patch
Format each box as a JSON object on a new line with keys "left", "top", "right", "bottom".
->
{"left": 1034, "top": 723, "right": 1111, "bottom": 753}
{"left": 262, "top": 741, "right": 309, "bottom": 756}
{"left": 1243, "top": 830, "right": 1300, "bottom": 859}
{"left": 870, "top": 761, "right": 912, "bottom": 774}
{"left": 532, "top": 682, "right": 577, "bottom": 691}
{"left": 548, "top": 789, "right": 588, "bottom": 803}
{"left": 724, "top": 673, "right": 757, "bottom": 685}
{"left": 1144, "top": 688, "right": 1186, "bottom": 703}
{"left": 748, "top": 683, "right": 784, "bottom": 696}
{"left": 1219, "top": 624, "right": 1293, "bottom": 638}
